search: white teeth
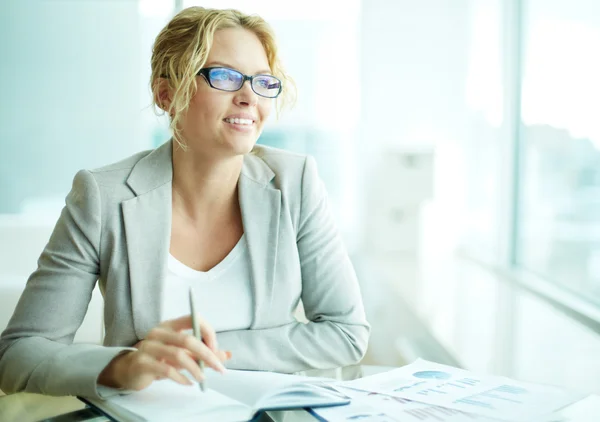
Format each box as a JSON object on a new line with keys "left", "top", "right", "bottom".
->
{"left": 225, "top": 118, "right": 253, "bottom": 125}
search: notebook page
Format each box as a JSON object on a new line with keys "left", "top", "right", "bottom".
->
{"left": 108, "top": 378, "right": 251, "bottom": 422}
{"left": 205, "top": 368, "right": 332, "bottom": 409}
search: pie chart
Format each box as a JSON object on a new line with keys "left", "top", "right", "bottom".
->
{"left": 412, "top": 370, "right": 452, "bottom": 380}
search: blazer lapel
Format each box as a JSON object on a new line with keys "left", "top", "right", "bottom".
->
{"left": 121, "top": 143, "right": 281, "bottom": 337}
{"left": 239, "top": 153, "right": 281, "bottom": 328}
{"left": 122, "top": 141, "right": 173, "bottom": 339}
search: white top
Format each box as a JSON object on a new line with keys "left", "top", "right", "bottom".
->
{"left": 161, "top": 234, "right": 253, "bottom": 332}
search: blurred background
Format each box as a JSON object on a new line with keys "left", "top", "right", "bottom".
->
{"left": 1, "top": 0, "right": 599, "bottom": 395}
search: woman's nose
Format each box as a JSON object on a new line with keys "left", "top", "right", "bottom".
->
{"left": 234, "top": 80, "right": 258, "bottom": 107}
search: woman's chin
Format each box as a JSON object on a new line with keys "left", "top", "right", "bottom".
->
{"left": 222, "top": 137, "right": 257, "bottom": 156}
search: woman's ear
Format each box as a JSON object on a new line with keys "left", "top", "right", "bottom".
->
{"left": 154, "top": 78, "right": 173, "bottom": 114}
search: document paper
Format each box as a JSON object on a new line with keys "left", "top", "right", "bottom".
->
{"left": 312, "top": 387, "right": 500, "bottom": 422}
{"left": 340, "top": 359, "right": 584, "bottom": 422}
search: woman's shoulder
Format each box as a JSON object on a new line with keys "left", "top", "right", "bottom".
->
{"left": 88, "top": 149, "right": 155, "bottom": 185}
{"left": 67, "top": 148, "right": 157, "bottom": 208}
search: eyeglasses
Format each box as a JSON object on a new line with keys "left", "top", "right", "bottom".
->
{"left": 197, "top": 67, "right": 282, "bottom": 98}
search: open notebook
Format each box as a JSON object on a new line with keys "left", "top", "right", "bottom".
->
{"left": 81, "top": 369, "right": 350, "bottom": 422}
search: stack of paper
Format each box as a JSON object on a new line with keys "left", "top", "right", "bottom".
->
{"left": 311, "top": 359, "right": 586, "bottom": 422}
{"left": 312, "top": 387, "right": 499, "bottom": 422}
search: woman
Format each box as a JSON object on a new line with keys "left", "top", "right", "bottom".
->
{"left": 0, "top": 6, "right": 370, "bottom": 399}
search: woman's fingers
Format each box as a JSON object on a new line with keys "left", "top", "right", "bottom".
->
{"left": 146, "top": 327, "right": 227, "bottom": 373}
{"left": 197, "top": 315, "right": 218, "bottom": 351}
{"left": 180, "top": 347, "right": 231, "bottom": 363}
{"left": 160, "top": 314, "right": 219, "bottom": 352}
{"left": 124, "top": 352, "right": 192, "bottom": 389}
{"left": 217, "top": 350, "right": 232, "bottom": 362}
{"left": 140, "top": 340, "right": 206, "bottom": 382}
{"left": 160, "top": 314, "right": 192, "bottom": 332}
{"left": 178, "top": 335, "right": 226, "bottom": 373}
{"left": 147, "top": 359, "right": 193, "bottom": 386}
{"left": 146, "top": 326, "right": 184, "bottom": 343}
{"left": 192, "top": 340, "right": 227, "bottom": 373}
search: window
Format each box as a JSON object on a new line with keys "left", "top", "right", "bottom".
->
{"left": 517, "top": 0, "right": 600, "bottom": 304}
{"left": 461, "top": 0, "right": 506, "bottom": 258}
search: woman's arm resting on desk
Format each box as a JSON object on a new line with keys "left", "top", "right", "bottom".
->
{"left": 0, "top": 170, "right": 132, "bottom": 398}
{"left": 217, "top": 320, "right": 369, "bottom": 373}
{"left": 218, "top": 156, "right": 370, "bottom": 372}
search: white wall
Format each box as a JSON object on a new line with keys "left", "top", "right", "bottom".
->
{"left": 0, "top": 0, "right": 148, "bottom": 214}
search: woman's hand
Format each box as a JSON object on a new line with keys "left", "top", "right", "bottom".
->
{"left": 98, "top": 314, "right": 231, "bottom": 391}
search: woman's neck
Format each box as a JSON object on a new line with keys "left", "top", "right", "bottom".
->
{"left": 171, "top": 144, "right": 244, "bottom": 221}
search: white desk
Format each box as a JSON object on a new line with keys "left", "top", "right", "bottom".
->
{"left": 0, "top": 365, "right": 598, "bottom": 422}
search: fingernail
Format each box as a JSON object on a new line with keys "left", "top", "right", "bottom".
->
{"left": 225, "top": 351, "right": 232, "bottom": 360}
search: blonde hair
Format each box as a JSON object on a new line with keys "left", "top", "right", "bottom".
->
{"left": 150, "top": 6, "right": 295, "bottom": 148}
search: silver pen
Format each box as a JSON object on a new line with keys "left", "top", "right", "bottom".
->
{"left": 189, "top": 287, "right": 206, "bottom": 392}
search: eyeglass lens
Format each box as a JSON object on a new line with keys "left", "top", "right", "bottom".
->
{"left": 207, "top": 68, "right": 281, "bottom": 98}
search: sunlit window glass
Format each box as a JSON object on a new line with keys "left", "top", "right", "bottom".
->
{"left": 518, "top": 0, "right": 600, "bottom": 303}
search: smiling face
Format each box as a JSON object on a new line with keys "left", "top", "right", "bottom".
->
{"left": 178, "top": 27, "right": 274, "bottom": 157}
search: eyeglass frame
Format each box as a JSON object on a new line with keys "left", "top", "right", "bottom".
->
{"left": 197, "top": 67, "right": 283, "bottom": 98}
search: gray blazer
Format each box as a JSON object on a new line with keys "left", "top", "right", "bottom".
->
{"left": 0, "top": 141, "right": 369, "bottom": 399}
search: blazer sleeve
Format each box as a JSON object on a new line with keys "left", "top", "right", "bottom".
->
{"left": 0, "top": 170, "right": 134, "bottom": 398}
{"left": 217, "top": 156, "right": 371, "bottom": 373}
